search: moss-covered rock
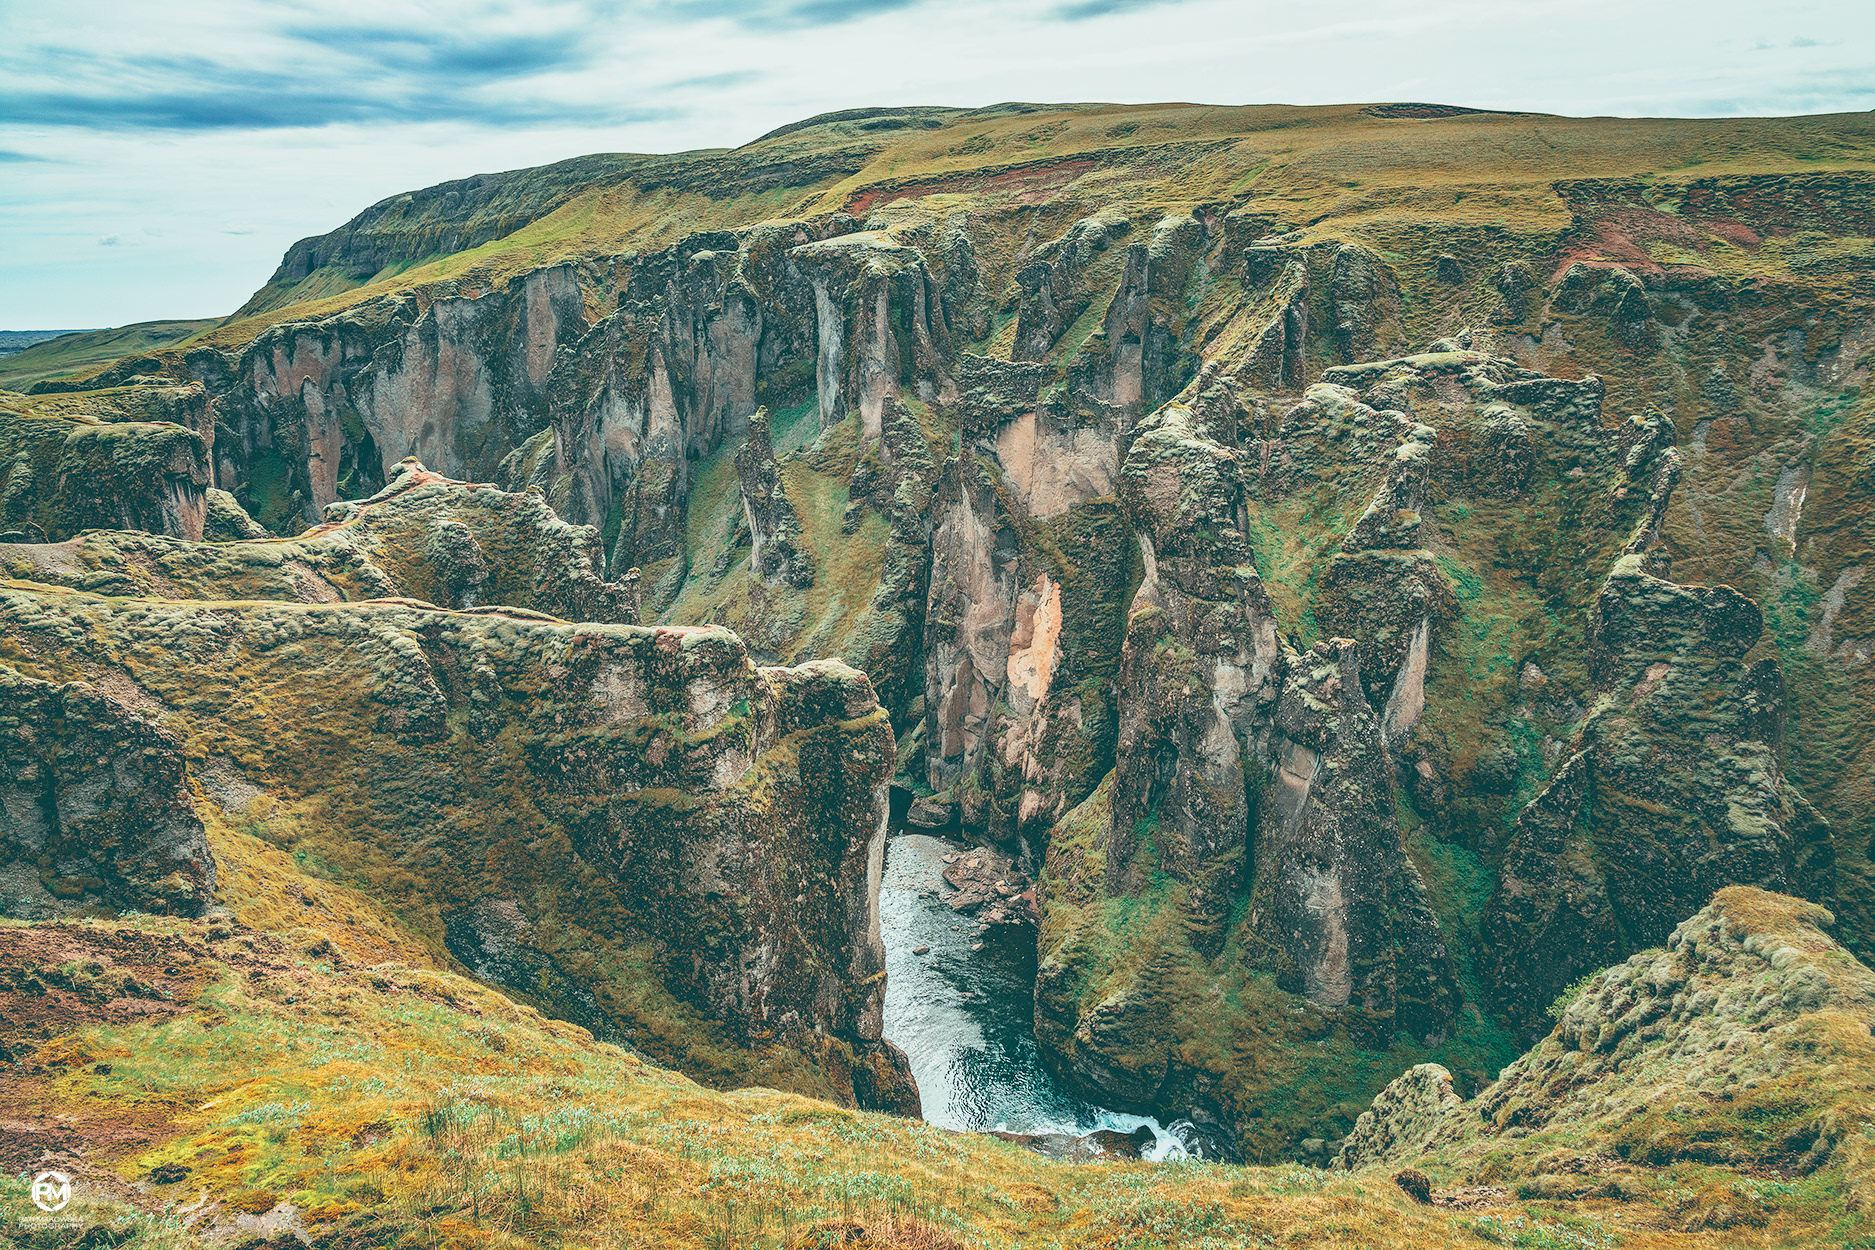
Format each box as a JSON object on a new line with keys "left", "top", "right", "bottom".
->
{"left": 1344, "top": 886, "right": 1875, "bottom": 1219}
{"left": 0, "top": 664, "right": 217, "bottom": 918}
{"left": 0, "top": 386, "right": 211, "bottom": 542}
{"left": 0, "top": 583, "right": 910, "bottom": 1111}
{"left": 1480, "top": 555, "right": 1833, "bottom": 1038}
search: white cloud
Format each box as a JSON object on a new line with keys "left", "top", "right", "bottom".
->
{"left": 0, "top": 0, "right": 1870, "bottom": 326}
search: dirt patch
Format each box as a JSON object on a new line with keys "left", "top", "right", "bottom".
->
{"left": 1550, "top": 207, "right": 1723, "bottom": 281}
{"left": 1555, "top": 173, "right": 1875, "bottom": 253}
{"left": 0, "top": 924, "right": 218, "bottom": 1059}
{"left": 87, "top": 666, "right": 168, "bottom": 717}
{"left": 0, "top": 1077, "right": 185, "bottom": 1170}
{"left": 0, "top": 922, "right": 317, "bottom": 1169}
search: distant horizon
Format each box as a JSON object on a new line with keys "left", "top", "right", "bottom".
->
{"left": 7, "top": 91, "right": 1874, "bottom": 331}
{"left": 16, "top": 95, "right": 1875, "bottom": 337}
{"left": 4, "top": 0, "right": 1872, "bottom": 325}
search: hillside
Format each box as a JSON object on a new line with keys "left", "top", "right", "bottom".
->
{"left": 3, "top": 98, "right": 1874, "bottom": 1245}
{"left": 0, "top": 331, "right": 100, "bottom": 357}
{"left": 4, "top": 887, "right": 1868, "bottom": 1246}
{"left": 0, "top": 321, "right": 220, "bottom": 391}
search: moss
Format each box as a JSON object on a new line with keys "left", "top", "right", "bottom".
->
{"left": 0, "top": 585, "right": 894, "bottom": 1107}
{"left": 1036, "top": 772, "right": 1520, "bottom": 1159}
{"left": 242, "top": 448, "right": 299, "bottom": 534}
{"left": 3, "top": 905, "right": 1769, "bottom": 1248}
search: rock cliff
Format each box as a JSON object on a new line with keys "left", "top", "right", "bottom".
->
{"left": 1, "top": 385, "right": 211, "bottom": 543}
{"left": 16, "top": 101, "right": 1875, "bottom": 1163}
{"left": 0, "top": 580, "right": 914, "bottom": 1112}
{"left": 1339, "top": 887, "right": 1875, "bottom": 1227}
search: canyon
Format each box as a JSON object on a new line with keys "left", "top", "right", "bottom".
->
{"left": 3, "top": 99, "right": 1874, "bottom": 1245}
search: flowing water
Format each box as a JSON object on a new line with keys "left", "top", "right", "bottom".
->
{"left": 880, "top": 832, "right": 1193, "bottom": 1161}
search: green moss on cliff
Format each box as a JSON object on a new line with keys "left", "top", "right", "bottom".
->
{"left": 1038, "top": 773, "right": 1520, "bottom": 1162}
{"left": 0, "top": 585, "right": 895, "bottom": 1108}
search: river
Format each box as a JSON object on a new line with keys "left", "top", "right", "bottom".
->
{"left": 879, "top": 831, "right": 1194, "bottom": 1161}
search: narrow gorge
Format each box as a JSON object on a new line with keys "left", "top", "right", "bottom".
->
{"left": 5, "top": 100, "right": 1875, "bottom": 1246}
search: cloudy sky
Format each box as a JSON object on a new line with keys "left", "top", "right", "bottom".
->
{"left": 2, "top": 0, "right": 1870, "bottom": 328}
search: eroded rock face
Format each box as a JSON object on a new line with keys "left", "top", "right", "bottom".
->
{"left": 736, "top": 409, "right": 815, "bottom": 590}
{"left": 850, "top": 397, "right": 939, "bottom": 720}
{"left": 1014, "top": 210, "right": 1132, "bottom": 364}
{"left": 1035, "top": 394, "right": 1460, "bottom": 1123}
{"left": 791, "top": 231, "right": 952, "bottom": 440}
{"left": 218, "top": 266, "right": 587, "bottom": 529}
{"left": 922, "top": 452, "right": 1023, "bottom": 799}
{"left": 1028, "top": 339, "right": 1843, "bottom": 1156}
{"left": 0, "top": 585, "right": 912, "bottom": 1111}
{"left": 1110, "top": 400, "right": 1279, "bottom": 934}
{"left": 1252, "top": 639, "right": 1461, "bottom": 1041}
{"left": 1, "top": 387, "right": 211, "bottom": 543}
{"left": 0, "top": 666, "right": 216, "bottom": 918}
{"left": 1480, "top": 554, "right": 1833, "bottom": 1038}
{"left": 532, "top": 230, "right": 814, "bottom": 587}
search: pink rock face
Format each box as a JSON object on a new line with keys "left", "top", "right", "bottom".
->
{"left": 231, "top": 265, "right": 587, "bottom": 526}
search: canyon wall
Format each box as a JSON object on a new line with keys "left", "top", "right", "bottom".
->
{"left": 0, "top": 573, "right": 915, "bottom": 1113}
{"left": 15, "top": 114, "right": 1874, "bottom": 1157}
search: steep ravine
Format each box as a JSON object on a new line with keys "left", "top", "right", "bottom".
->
{"left": 879, "top": 830, "right": 1196, "bottom": 1160}
{"left": 10, "top": 107, "right": 1872, "bottom": 1166}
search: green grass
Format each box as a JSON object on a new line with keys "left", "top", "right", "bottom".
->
{"left": 0, "top": 910, "right": 1754, "bottom": 1250}
{"left": 0, "top": 319, "right": 220, "bottom": 390}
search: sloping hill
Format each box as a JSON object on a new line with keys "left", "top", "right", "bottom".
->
{"left": 0, "top": 320, "right": 219, "bottom": 390}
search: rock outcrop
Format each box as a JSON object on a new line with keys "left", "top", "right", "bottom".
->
{"left": 736, "top": 409, "right": 815, "bottom": 590}
{"left": 1, "top": 386, "right": 211, "bottom": 542}
{"left": 1479, "top": 555, "right": 1832, "bottom": 1038}
{"left": 1251, "top": 638, "right": 1461, "bottom": 1042}
{"left": 0, "top": 583, "right": 914, "bottom": 1111}
{"left": 0, "top": 665, "right": 217, "bottom": 918}
{"left": 791, "top": 231, "right": 952, "bottom": 439}
{"left": 1331, "top": 1063, "right": 1461, "bottom": 1171}
{"left": 1109, "top": 399, "right": 1278, "bottom": 940}
{"left": 1340, "top": 888, "right": 1875, "bottom": 1221}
